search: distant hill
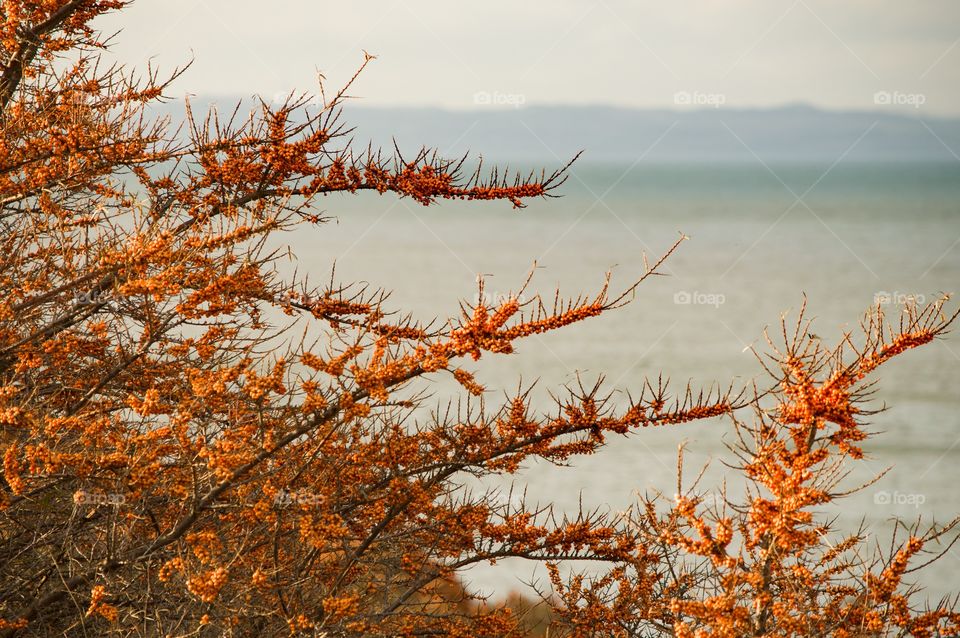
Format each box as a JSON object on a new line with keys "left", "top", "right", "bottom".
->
{"left": 153, "top": 99, "right": 960, "bottom": 164}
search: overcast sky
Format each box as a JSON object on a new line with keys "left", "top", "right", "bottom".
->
{"left": 96, "top": 1, "right": 960, "bottom": 116}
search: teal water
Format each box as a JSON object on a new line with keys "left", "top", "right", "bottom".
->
{"left": 286, "top": 160, "right": 960, "bottom": 603}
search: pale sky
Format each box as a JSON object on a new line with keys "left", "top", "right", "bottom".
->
{"left": 96, "top": 1, "right": 960, "bottom": 115}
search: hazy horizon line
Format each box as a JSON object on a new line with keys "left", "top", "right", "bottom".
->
{"left": 174, "top": 96, "right": 960, "bottom": 122}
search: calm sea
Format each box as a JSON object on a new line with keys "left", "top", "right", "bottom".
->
{"left": 284, "top": 160, "right": 960, "bottom": 603}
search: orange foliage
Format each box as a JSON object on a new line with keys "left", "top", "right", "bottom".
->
{"left": 547, "top": 299, "right": 960, "bottom": 637}
{"left": 0, "top": 3, "right": 957, "bottom": 638}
